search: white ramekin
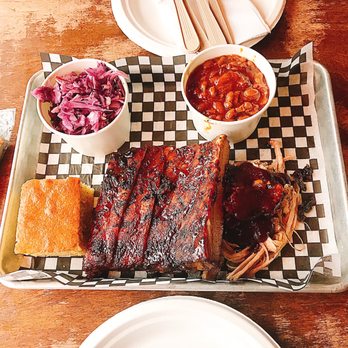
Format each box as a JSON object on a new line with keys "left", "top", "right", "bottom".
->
{"left": 181, "top": 45, "right": 276, "bottom": 145}
{"left": 36, "top": 58, "right": 130, "bottom": 157}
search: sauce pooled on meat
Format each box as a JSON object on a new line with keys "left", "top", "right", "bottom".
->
{"left": 223, "top": 162, "right": 290, "bottom": 248}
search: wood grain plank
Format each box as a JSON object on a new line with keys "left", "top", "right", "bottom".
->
{"left": 0, "top": 1, "right": 347, "bottom": 347}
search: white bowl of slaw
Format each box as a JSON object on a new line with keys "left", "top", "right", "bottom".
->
{"left": 36, "top": 58, "right": 130, "bottom": 157}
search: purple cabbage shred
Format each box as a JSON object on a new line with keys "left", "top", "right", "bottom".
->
{"left": 32, "top": 63, "right": 128, "bottom": 135}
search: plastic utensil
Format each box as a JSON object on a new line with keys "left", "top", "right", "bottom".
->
{"left": 173, "top": 0, "right": 200, "bottom": 52}
{"left": 208, "top": 0, "right": 234, "bottom": 43}
{"left": 196, "top": 0, "right": 226, "bottom": 46}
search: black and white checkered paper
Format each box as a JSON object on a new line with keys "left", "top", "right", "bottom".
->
{"left": 17, "top": 43, "right": 340, "bottom": 291}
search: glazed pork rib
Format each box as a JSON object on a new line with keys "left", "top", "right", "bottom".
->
{"left": 83, "top": 135, "right": 230, "bottom": 278}
{"left": 143, "top": 144, "right": 198, "bottom": 271}
{"left": 113, "top": 146, "right": 167, "bottom": 270}
{"left": 83, "top": 148, "right": 146, "bottom": 278}
{"left": 167, "top": 138, "right": 229, "bottom": 272}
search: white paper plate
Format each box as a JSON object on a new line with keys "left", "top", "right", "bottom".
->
{"left": 111, "top": 0, "right": 286, "bottom": 56}
{"left": 81, "top": 296, "right": 279, "bottom": 348}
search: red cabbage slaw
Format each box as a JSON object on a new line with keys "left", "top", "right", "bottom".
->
{"left": 32, "top": 62, "right": 128, "bottom": 135}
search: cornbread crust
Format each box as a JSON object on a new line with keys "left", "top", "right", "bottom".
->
{"left": 14, "top": 177, "right": 94, "bottom": 256}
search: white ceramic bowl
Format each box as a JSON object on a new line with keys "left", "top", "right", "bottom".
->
{"left": 181, "top": 45, "right": 276, "bottom": 145}
{"left": 37, "top": 58, "right": 130, "bottom": 157}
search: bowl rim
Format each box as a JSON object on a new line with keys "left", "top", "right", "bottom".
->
{"left": 181, "top": 44, "right": 276, "bottom": 126}
{"left": 36, "top": 58, "right": 129, "bottom": 139}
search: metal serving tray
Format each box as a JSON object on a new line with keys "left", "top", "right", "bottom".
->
{"left": 0, "top": 62, "right": 347, "bottom": 292}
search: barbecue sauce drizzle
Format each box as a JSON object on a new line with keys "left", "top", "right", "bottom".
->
{"left": 223, "top": 162, "right": 290, "bottom": 249}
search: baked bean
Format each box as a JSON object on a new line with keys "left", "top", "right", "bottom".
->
{"left": 233, "top": 91, "right": 241, "bottom": 105}
{"left": 224, "top": 101, "right": 232, "bottom": 109}
{"left": 254, "top": 72, "right": 264, "bottom": 84}
{"left": 243, "top": 88, "right": 260, "bottom": 101}
{"left": 251, "top": 105, "right": 260, "bottom": 115}
{"left": 225, "top": 91, "right": 234, "bottom": 103}
{"left": 213, "top": 101, "right": 225, "bottom": 114}
{"left": 211, "top": 75, "right": 219, "bottom": 85}
{"left": 225, "top": 108, "right": 237, "bottom": 120}
{"left": 186, "top": 54, "right": 269, "bottom": 121}
{"left": 197, "top": 102, "right": 209, "bottom": 112}
{"left": 244, "top": 102, "right": 253, "bottom": 110}
{"left": 217, "top": 71, "right": 233, "bottom": 86}
{"left": 203, "top": 60, "right": 213, "bottom": 69}
{"left": 236, "top": 104, "right": 245, "bottom": 113}
{"left": 217, "top": 56, "right": 227, "bottom": 66}
{"left": 209, "top": 86, "right": 216, "bottom": 97}
{"left": 259, "top": 95, "right": 268, "bottom": 105}
{"left": 200, "top": 80, "right": 208, "bottom": 92}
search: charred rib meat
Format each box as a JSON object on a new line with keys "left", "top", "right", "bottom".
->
{"left": 83, "top": 135, "right": 230, "bottom": 278}
{"left": 113, "top": 146, "right": 166, "bottom": 270}
{"left": 83, "top": 148, "right": 146, "bottom": 278}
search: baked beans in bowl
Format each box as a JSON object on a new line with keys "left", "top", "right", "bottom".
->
{"left": 181, "top": 45, "right": 276, "bottom": 144}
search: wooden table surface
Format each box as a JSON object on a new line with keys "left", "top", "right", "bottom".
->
{"left": 0, "top": 1, "right": 347, "bottom": 347}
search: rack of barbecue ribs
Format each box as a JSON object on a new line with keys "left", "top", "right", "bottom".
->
{"left": 84, "top": 135, "right": 230, "bottom": 279}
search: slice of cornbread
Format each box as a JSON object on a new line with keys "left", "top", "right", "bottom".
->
{"left": 14, "top": 177, "right": 94, "bottom": 256}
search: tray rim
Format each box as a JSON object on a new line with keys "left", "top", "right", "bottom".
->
{"left": 0, "top": 63, "right": 347, "bottom": 292}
